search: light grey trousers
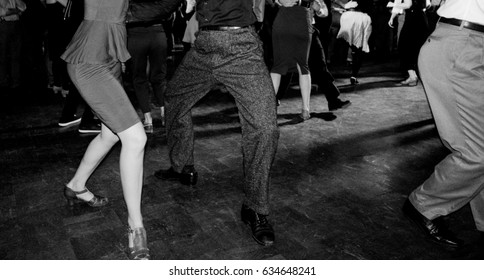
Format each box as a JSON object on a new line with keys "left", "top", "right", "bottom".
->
{"left": 409, "top": 22, "right": 484, "bottom": 231}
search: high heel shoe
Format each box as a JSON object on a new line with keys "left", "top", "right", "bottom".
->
{"left": 291, "top": 109, "right": 310, "bottom": 123}
{"left": 396, "top": 77, "right": 418, "bottom": 87}
{"left": 64, "top": 186, "right": 109, "bottom": 207}
{"left": 128, "top": 227, "right": 150, "bottom": 260}
{"left": 300, "top": 109, "right": 310, "bottom": 121}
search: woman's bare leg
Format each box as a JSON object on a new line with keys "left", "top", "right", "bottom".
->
{"left": 66, "top": 123, "right": 119, "bottom": 201}
{"left": 116, "top": 122, "right": 147, "bottom": 229}
{"left": 297, "top": 64, "right": 311, "bottom": 113}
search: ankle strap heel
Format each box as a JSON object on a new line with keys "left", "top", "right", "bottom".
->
{"left": 128, "top": 227, "right": 150, "bottom": 260}
{"left": 64, "top": 186, "right": 109, "bottom": 207}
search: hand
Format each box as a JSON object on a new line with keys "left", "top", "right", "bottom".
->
{"left": 388, "top": 13, "right": 397, "bottom": 28}
{"left": 121, "top": 62, "right": 126, "bottom": 73}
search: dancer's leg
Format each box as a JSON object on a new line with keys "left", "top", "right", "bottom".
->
{"left": 66, "top": 123, "right": 119, "bottom": 200}
{"left": 117, "top": 122, "right": 147, "bottom": 229}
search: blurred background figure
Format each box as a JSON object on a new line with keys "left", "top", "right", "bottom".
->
{"left": 336, "top": 0, "right": 372, "bottom": 85}
{"left": 0, "top": 0, "right": 27, "bottom": 95}
{"left": 271, "top": 0, "right": 328, "bottom": 122}
{"left": 388, "top": 0, "right": 431, "bottom": 87}
{"left": 126, "top": 0, "right": 183, "bottom": 133}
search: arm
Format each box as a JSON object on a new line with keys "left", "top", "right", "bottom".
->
{"left": 312, "top": 0, "right": 328, "bottom": 18}
{"left": 387, "top": 0, "right": 412, "bottom": 28}
{"left": 387, "top": 0, "right": 412, "bottom": 13}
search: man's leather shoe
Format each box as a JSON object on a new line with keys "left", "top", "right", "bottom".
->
{"left": 241, "top": 204, "right": 274, "bottom": 246}
{"left": 402, "top": 198, "right": 462, "bottom": 248}
{"left": 328, "top": 99, "right": 351, "bottom": 111}
{"left": 154, "top": 165, "right": 198, "bottom": 185}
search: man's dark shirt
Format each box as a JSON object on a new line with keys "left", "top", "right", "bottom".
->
{"left": 196, "top": 0, "right": 257, "bottom": 28}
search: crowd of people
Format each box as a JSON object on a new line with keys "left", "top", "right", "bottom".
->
{"left": 1, "top": 0, "right": 483, "bottom": 260}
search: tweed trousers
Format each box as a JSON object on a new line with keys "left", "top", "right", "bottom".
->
{"left": 409, "top": 23, "right": 484, "bottom": 231}
{"left": 165, "top": 27, "right": 279, "bottom": 215}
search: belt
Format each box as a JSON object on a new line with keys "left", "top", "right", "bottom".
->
{"left": 199, "top": 25, "right": 249, "bottom": 31}
{"left": 439, "top": 17, "right": 484, "bottom": 33}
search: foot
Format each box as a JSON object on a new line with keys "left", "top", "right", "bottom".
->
{"left": 78, "top": 119, "right": 101, "bottom": 134}
{"left": 58, "top": 114, "right": 82, "bottom": 127}
{"left": 402, "top": 198, "right": 462, "bottom": 248}
{"left": 350, "top": 77, "right": 359, "bottom": 85}
{"left": 328, "top": 99, "right": 351, "bottom": 111}
{"left": 52, "top": 85, "right": 62, "bottom": 94}
{"left": 128, "top": 227, "right": 150, "bottom": 260}
{"left": 143, "top": 122, "right": 153, "bottom": 134}
{"left": 64, "top": 185, "right": 108, "bottom": 207}
{"left": 290, "top": 110, "right": 310, "bottom": 124}
{"left": 241, "top": 204, "right": 274, "bottom": 246}
{"left": 396, "top": 77, "right": 418, "bottom": 87}
{"left": 154, "top": 166, "right": 198, "bottom": 186}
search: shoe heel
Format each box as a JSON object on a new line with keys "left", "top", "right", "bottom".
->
{"left": 180, "top": 171, "right": 198, "bottom": 185}
{"left": 65, "top": 197, "right": 75, "bottom": 207}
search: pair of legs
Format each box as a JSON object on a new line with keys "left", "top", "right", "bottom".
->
{"left": 164, "top": 27, "right": 279, "bottom": 215}
{"left": 276, "top": 27, "right": 349, "bottom": 112}
{"left": 127, "top": 25, "right": 168, "bottom": 129}
{"left": 409, "top": 24, "right": 484, "bottom": 233}
{"left": 271, "top": 66, "right": 312, "bottom": 114}
{"left": 66, "top": 62, "right": 147, "bottom": 255}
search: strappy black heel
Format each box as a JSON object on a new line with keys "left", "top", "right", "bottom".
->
{"left": 64, "top": 186, "right": 109, "bottom": 207}
{"left": 128, "top": 227, "right": 150, "bottom": 260}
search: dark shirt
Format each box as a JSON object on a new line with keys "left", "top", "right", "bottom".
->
{"left": 196, "top": 0, "right": 257, "bottom": 28}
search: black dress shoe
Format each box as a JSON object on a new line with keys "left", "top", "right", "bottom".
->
{"left": 154, "top": 165, "right": 198, "bottom": 185}
{"left": 241, "top": 204, "right": 274, "bottom": 246}
{"left": 402, "top": 198, "right": 462, "bottom": 248}
{"left": 328, "top": 99, "right": 351, "bottom": 111}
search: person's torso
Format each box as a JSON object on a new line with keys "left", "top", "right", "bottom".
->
{"left": 438, "top": 0, "right": 484, "bottom": 25}
{"left": 196, "top": 0, "right": 256, "bottom": 28}
{"left": 83, "top": 0, "right": 128, "bottom": 24}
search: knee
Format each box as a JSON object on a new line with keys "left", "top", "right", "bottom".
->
{"left": 123, "top": 129, "right": 147, "bottom": 150}
{"left": 258, "top": 122, "right": 279, "bottom": 140}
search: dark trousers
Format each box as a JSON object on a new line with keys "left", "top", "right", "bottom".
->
{"left": 0, "top": 21, "right": 22, "bottom": 88}
{"left": 60, "top": 83, "right": 95, "bottom": 122}
{"left": 277, "top": 28, "right": 341, "bottom": 103}
{"left": 128, "top": 25, "right": 168, "bottom": 113}
{"left": 165, "top": 27, "right": 279, "bottom": 215}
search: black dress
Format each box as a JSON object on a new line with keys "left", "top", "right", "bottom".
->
{"left": 271, "top": 5, "right": 313, "bottom": 75}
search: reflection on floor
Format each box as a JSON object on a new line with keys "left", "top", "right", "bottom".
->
{"left": 1, "top": 59, "right": 483, "bottom": 260}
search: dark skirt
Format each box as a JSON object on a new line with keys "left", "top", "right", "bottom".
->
{"left": 398, "top": 9, "right": 430, "bottom": 71}
{"left": 271, "top": 6, "right": 313, "bottom": 75}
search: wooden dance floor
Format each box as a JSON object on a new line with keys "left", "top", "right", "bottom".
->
{"left": 1, "top": 58, "right": 483, "bottom": 260}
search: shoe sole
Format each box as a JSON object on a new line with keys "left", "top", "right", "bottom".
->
{"left": 78, "top": 129, "right": 101, "bottom": 134}
{"left": 58, "top": 118, "right": 82, "bottom": 127}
